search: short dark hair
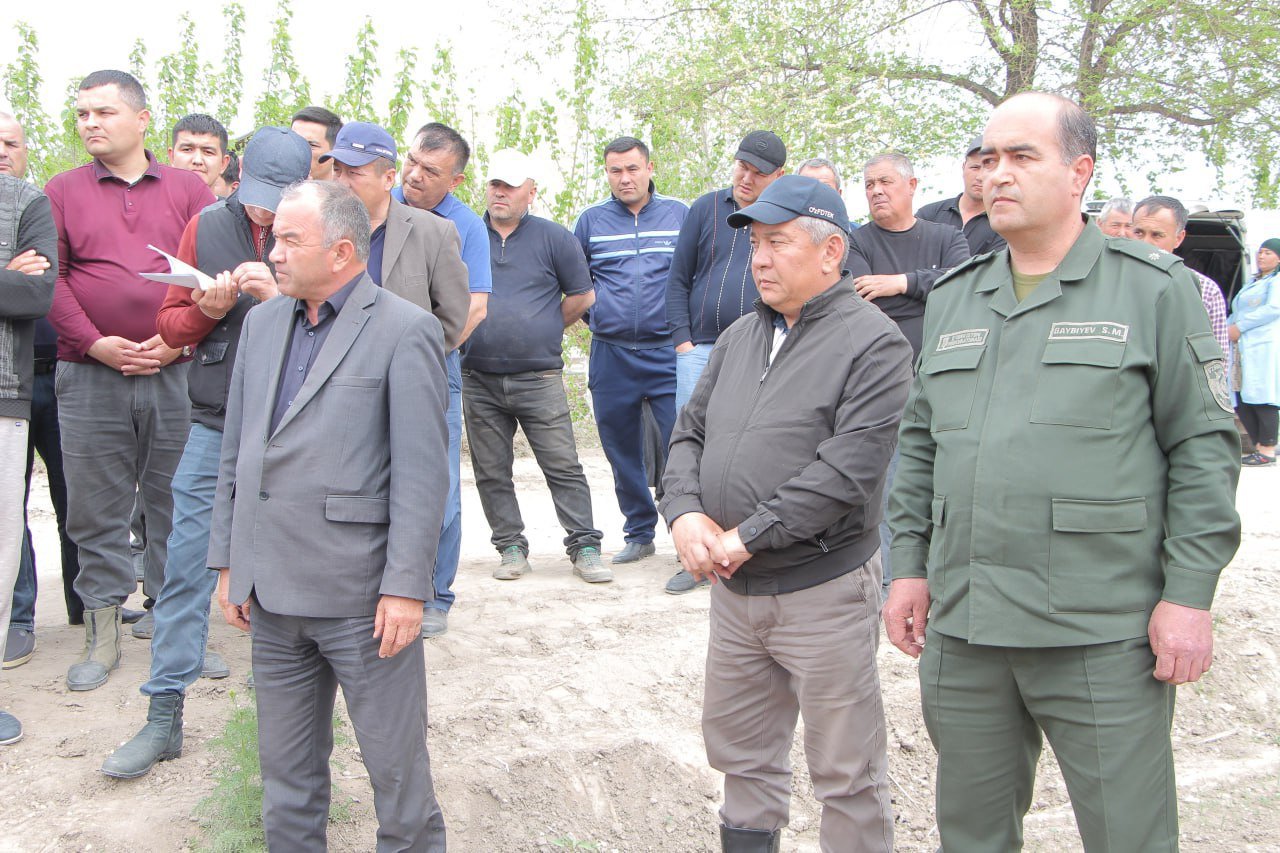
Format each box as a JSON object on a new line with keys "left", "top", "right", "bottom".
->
{"left": 1052, "top": 95, "right": 1097, "bottom": 163}
{"left": 603, "top": 136, "right": 649, "bottom": 163}
{"left": 1134, "top": 195, "right": 1189, "bottom": 231}
{"left": 78, "top": 70, "right": 147, "bottom": 111}
{"left": 171, "top": 113, "right": 228, "bottom": 152}
{"left": 221, "top": 150, "right": 239, "bottom": 185}
{"left": 290, "top": 106, "right": 343, "bottom": 147}
{"left": 412, "top": 122, "right": 470, "bottom": 174}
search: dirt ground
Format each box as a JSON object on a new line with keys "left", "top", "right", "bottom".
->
{"left": 2, "top": 447, "right": 1278, "bottom": 852}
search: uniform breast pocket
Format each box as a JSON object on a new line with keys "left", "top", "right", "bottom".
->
{"left": 919, "top": 346, "right": 986, "bottom": 431}
{"left": 1029, "top": 339, "right": 1125, "bottom": 429}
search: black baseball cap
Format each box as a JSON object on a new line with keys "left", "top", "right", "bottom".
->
{"left": 727, "top": 174, "right": 850, "bottom": 234}
{"left": 735, "top": 130, "right": 787, "bottom": 174}
{"left": 965, "top": 134, "right": 984, "bottom": 157}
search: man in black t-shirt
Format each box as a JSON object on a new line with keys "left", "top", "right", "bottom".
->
{"left": 462, "top": 149, "right": 606, "bottom": 583}
{"left": 848, "top": 151, "right": 969, "bottom": 596}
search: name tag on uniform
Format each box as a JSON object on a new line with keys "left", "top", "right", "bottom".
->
{"left": 936, "top": 329, "right": 988, "bottom": 352}
{"left": 1047, "top": 321, "right": 1129, "bottom": 343}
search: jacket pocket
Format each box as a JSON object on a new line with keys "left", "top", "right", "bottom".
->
{"left": 1030, "top": 339, "right": 1124, "bottom": 429}
{"left": 197, "top": 340, "right": 230, "bottom": 365}
{"left": 329, "top": 376, "right": 382, "bottom": 388}
{"left": 324, "top": 495, "right": 390, "bottom": 524}
{"left": 919, "top": 346, "right": 985, "bottom": 431}
{"left": 1048, "top": 497, "right": 1150, "bottom": 613}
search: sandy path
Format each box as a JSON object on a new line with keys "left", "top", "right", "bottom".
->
{"left": 1, "top": 448, "right": 1277, "bottom": 852}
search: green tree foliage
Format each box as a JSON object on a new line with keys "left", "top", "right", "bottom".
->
{"left": 252, "top": 0, "right": 313, "bottom": 129}
{"left": 600, "top": 0, "right": 1280, "bottom": 204}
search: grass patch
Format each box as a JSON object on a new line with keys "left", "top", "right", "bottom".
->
{"left": 195, "top": 690, "right": 357, "bottom": 851}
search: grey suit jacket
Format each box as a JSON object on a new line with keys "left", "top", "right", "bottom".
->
{"left": 381, "top": 198, "right": 470, "bottom": 351}
{"left": 207, "top": 274, "right": 449, "bottom": 617}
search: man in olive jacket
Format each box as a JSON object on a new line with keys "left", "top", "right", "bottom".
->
{"left": 885, "top": 93, "right": 1241, "bottom": 851}
{"left": 660, "top": 175, "right": 912, "bottom": 853}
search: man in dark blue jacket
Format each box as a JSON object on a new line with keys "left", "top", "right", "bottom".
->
{"left": 662, "top": 130, "right": 786, "bottom": 593}
{"left": 573, "top": 137, "right": 688, "bottom": 565}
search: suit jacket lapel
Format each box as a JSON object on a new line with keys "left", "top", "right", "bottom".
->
{"left": 380, "top": 201, "right": 411, "bottom": 285}
{"left": 261, "top": 301, "right": 296, "bottom": 442}
{"left": 270, "top": 275, "right": 378, "bottom": 438}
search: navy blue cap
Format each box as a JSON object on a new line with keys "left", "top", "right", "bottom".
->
{"left": 320, "top": 121, "right": 397, "bottom": 167}
{"left": 727, "top": 174, "right": 850, "bottom": 234}
{"left": 238, "top": 127, "right": 312, "bottom": 212}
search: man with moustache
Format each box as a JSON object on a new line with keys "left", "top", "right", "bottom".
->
{"left": 886, "top": 93, "right": 1240, "bottom": 850}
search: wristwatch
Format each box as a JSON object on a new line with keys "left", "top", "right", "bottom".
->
{"left": 181, "top": 345, "right": 193, "bottom": 358}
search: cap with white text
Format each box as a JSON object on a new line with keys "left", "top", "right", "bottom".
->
{"left": 319, "top": 121, "right": 397, "bottom": 167}
{"left": 726, "top": 174, "right": 850, "bottom": 234}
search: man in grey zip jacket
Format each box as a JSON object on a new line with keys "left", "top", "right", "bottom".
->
{"left": 659, "top": 175, "right": 912, "bottom": 853}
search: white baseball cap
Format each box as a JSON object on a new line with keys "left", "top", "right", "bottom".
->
{"left": 486, "top": 149, "right": 534, "bottom": 186}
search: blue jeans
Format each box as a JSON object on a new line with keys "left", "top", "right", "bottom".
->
{"left": 142, "top": 422, "right": 221, "bottom": 697}
{"left": 428, "top": 350, "right": 462, "bottom": 614}
{"left": 675, "top": 343, "right": 714, "bottom": 413}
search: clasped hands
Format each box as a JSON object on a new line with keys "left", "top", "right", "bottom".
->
{"left": 670, "top": 512, "right": 752, "bottom": 583}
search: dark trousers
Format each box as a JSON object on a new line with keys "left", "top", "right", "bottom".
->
{"left": 462, "top": 368, "right": 601, "bottom": 558}
{"left": 1236, "top": 400, "right": 1278, "bottom": 447}
{"left": 11, "top": 368, "right": 83, "bottom": 630}
{"left": 252, "top": 602, "right": 446, "bottom": 853}
{"left": 587, "top": 340, "right": 676, "bottom": 544}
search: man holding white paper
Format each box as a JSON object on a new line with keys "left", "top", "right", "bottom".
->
{"left": 45, "top": 70, "right": 213, "bottom": 692}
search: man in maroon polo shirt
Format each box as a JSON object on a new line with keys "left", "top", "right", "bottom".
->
{"left": 45, "top": 70, "right": 213, "bottom": 692}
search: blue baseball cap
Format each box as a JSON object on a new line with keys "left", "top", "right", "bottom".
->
{"left": 320, "top": 121, "right": 397, "bottom": 167}
{"left": 727, "top": 174, "right": 851, "bottom": 234}
{"left": 237, "top": 126, "right": 312, "bottom": 212}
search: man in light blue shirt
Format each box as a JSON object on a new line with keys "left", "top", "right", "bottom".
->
{"left": 393, "top": 122, "right": 492, "bottom": 638}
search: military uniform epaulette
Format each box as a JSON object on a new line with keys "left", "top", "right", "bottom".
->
{"left": 1106, "top": 239, "right": 1183, "bottom": 272}
{"left": 932, "top": 248, "right": 1000, "bottom": 289}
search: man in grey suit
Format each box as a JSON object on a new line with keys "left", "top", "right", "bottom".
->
{"left": 209, "top": 180, "right": 449, "bottom": 852}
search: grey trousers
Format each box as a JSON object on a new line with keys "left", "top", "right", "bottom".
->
{"left": 252, "top": 601, "right": 446, "bottom": 853}
{"left": 56, "top": 361, "right": 190, "bottom": 608}
{"left": 462, "top": 368, "right": 601, "bottom": 558}
{"left": 703, "top": 557, "right": 893, "bottom": 853}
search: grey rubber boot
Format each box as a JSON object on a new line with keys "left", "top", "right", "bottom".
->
{"left": 101, "top": 692, "right": 184, "bottom": 779}
{"left": 66, "top": 606, "right": 121, "bottom": 691}
{"left": 720, "top": 825, "right": 781, "bottom": 853}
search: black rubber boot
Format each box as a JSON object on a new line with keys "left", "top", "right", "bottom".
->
{"left": 100, "top": 692, "right": 184, "bottom": 779}
{"left": 720, "top": 824, "right": 782, "bottom": 853}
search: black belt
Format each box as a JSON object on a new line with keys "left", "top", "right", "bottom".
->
{"left": 33, "top": 357, "right": 56, "bottom": 375}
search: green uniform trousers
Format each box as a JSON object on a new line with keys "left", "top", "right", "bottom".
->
{"left": 920, "top": 631, "right": 1178, "bottom": 852}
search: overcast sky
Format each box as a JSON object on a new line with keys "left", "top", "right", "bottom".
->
{"left": 3, "top": 0, "right": 1276, "bottom": 246}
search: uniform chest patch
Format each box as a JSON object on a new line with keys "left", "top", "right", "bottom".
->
{"left": 1205, "top": 360, "right": 1234, "bottom": 413}
{"left": 936, "top": 329, "right": 989, "bottom": 352}
{"left": 1047, "top": 321, "right": 1129, "bottom": 343}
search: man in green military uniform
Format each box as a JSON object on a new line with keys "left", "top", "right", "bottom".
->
{"left": 885, "top": 92, "right": 1241, "bottom": 851}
